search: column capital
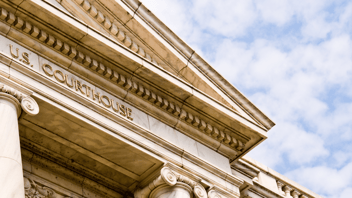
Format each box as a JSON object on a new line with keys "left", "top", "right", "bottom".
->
{"left": 134, "top": 167, "right": 178, "bottom": 198}
{"left": 277, "top": 180, "right": 284, "bottom": 187}
{"left": 134, "top": 166, "right": 208, "bottom": 198}
{"left": 283, "top": 185, "right": 293, "bottom": 192}
{"left": 291, "top": 190, "right": 301, "bottom": 198}
{"left": 0, "top": 82, "right": 39, "bottom": 117}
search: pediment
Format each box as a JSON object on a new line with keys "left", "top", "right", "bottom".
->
{"left": 0, "top": 0, "right": 273, "bottom": 163}
{"left": 51, "top": 0, "right": 274, "bottom": 131}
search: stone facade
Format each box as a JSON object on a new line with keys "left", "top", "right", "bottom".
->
{"left": 0, "top": 0, "right": 322, "bottom": 197}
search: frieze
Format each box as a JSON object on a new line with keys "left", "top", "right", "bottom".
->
{"left": 41, "top": 63, "right": 133, "bottom": 120}
{"left": 0, "top": 7, "right": 247, "bottom": 152}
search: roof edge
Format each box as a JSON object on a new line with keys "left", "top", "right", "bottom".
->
{"left": 122, "top": 0, "right": 275, "bottom": 130}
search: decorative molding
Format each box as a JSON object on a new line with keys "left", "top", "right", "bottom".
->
{"left": 0, "top": 82, "right": 39, "bottom": 117}
{"left": 73, "top": 0, "right": 159, "bottom": 66}
{"left": 0, "top": 6, "right": 247, "bottom": 152}
{"left": 277, "top": 181, "right": 311, "bottom": 198}
{"left": 24, "top": 176, "right": 72, "bottom": 198}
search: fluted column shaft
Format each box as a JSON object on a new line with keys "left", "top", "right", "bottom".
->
{"left": 0, "top": 93, "right": 24, "bottom": 198}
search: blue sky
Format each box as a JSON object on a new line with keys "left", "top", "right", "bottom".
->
{"left": 140, "top": 0, "right": 352, "bottom": 197}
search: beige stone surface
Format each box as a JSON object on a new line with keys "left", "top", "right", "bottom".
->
{"left": 196, "top": 142, "right": 231, "bottom": 173}
{"left": 0, "top": 61, "right": 9, "bottom": 80}
{"left": 258, "top": 172, "right": 280, "bottom": 194}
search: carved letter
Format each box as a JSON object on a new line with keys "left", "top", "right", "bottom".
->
{"left": 42, "top": 64, "right": 54, "bottom": 77}
{"left": 92, "top": 89, "right": 102, "bottom": 103}
{"left": 101, "top": 95, "right": 111, "bottom": 108}
{"left": 9, "top": 44, "right": 19, "bottom": 58}
{"left": 22, "top": 52, "right": 30, "bottom": 65}
{"left": 86, "top": 86, "right": 91, "bottom": 97}
{"left": 75, "top": 80, "right": 86, "bottom": 95}
{"left": 127, "top": 108, "right": 133, "bottom": 121}
{"left": 65, "top": 74, "right": 75, "bottom": 88}
{"left": 111, "top": 99, "right": 120, "bottom": 113}
{"left": 119, "top": 104, "right": 126, "bottom": 116}
{"left": 54, "top": 70, "right": 66, "bottom": 83}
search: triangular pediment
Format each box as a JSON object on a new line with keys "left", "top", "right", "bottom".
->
{"left": 52, "top": 0, "right": 274, "bottom": 131}
{"left": 0, "top": 0, "right": 274, "bottom": 163}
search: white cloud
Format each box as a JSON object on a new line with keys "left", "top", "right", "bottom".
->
{"left": 340, "top": 187, "right": 352, "bottom": 198}
{"left": 140, "top": 0, "right": 352, "bottom": 197}
{"left": 192, "top": 0, "right": 258, "bottom": 37}
{"left": 285, "top": 163, "right": 352, "bottom": 197}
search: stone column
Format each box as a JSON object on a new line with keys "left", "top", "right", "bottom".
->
{"left": 0, "top": 83, "right": 39, "bottom": 198}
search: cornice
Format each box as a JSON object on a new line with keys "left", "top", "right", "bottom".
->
{"left": 0, "top": 5, "right": 254, "bottom": 155}
{"left": 121, "top": 0, "right": 275, "bottom": 130}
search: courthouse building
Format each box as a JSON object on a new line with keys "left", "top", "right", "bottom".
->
{"left": 0, "top": 0, "right": 322, "bottom": 197}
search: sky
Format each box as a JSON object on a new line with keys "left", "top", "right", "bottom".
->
{"left": 139, "top": 0, "right": 352, "bottom": 197}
